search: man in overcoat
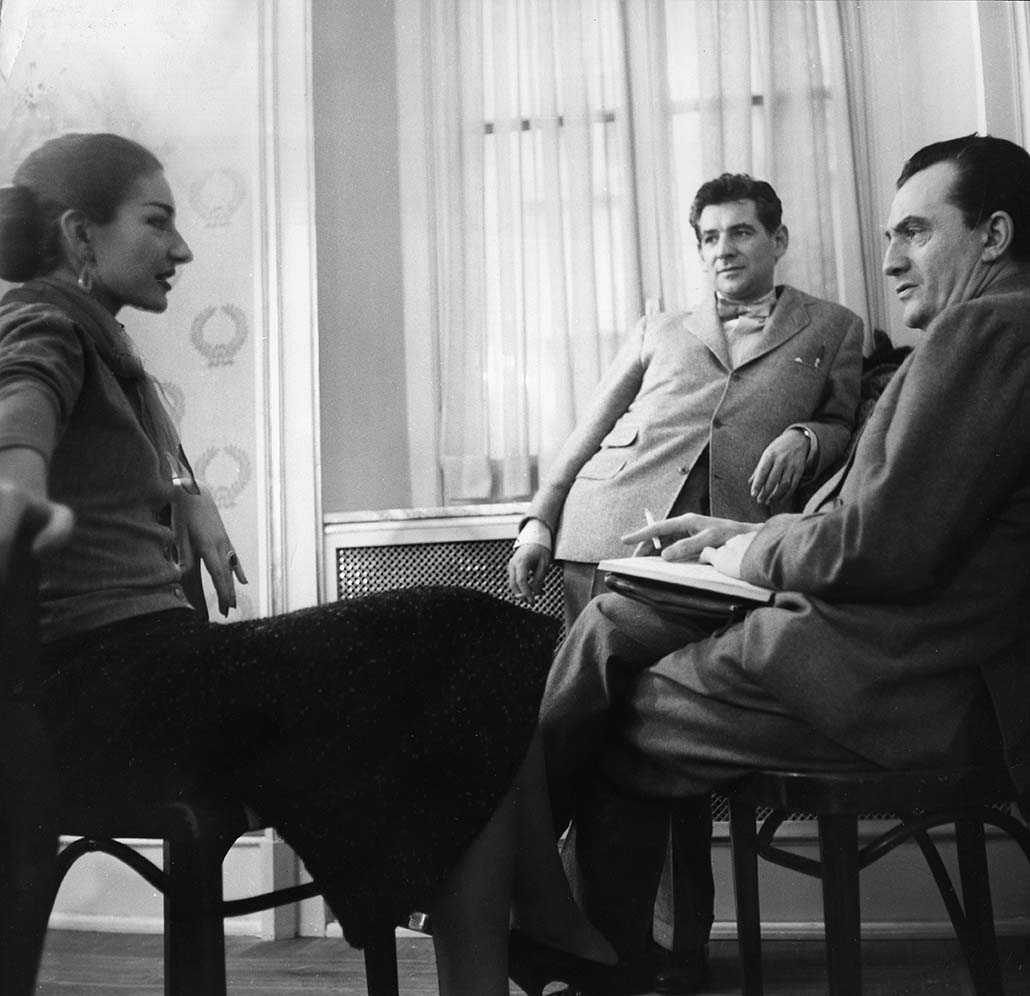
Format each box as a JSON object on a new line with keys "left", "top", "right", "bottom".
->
{"left": 542, "top": 134, "right": 1030, "bottom": 994}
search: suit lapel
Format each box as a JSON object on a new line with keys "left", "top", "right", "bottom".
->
{"left": 685, "top": 285, "right": 812, "bottom": 371}
{"left": 683, "top": 294, "right": 731, "bottom": 370}
{"left": 736, "top": 285, "right": 810, "bottom": 367}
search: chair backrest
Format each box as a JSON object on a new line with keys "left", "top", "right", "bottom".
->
{"left": 0, "top": 514, "right": 59, "bottom": 996}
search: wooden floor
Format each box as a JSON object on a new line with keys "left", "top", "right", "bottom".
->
{"left": 35, "top": 930, "right": 1030, "bottom": 995}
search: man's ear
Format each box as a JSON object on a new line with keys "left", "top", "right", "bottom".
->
{"left": 57, "top": 209, "right": 94, "bottom": 260}
{"left": 981, "top": 210, "right": 1014, "bottom": 263}
{"left": 773, "top": 224, "right": 789, "bottom": 257}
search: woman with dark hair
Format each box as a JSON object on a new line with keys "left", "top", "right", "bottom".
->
{"left": 0, "top": 132, "right": 624, "bottom": 996}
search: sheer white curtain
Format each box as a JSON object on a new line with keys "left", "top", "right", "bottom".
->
{"left": 630, "top": 0, "right": 867, "bottom": 314}
{"left": 397, "top": 0, "right": 866, "bottom": 506}
{"left": 1018, "top": 1, "right": 1030, "bottom": 143}
{"left": 405, "top": 0, "right": 638, "bottom": 503}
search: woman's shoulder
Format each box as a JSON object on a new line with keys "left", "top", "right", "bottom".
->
{"left": 0, "top": 293, "right": 90, "bottom": 396}
{"left": 0, "top": 292, "right": 87, "bottom": 350}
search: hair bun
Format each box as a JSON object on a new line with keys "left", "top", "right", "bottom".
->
{"left": 0, "top": 183, "right": 46, "bottom": 282}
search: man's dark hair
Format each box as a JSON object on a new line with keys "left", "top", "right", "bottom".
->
{"left": 897, "top": 134, "right": 1030, "bottom": 260}
{"left": 688, "top": 173, "right": 783, "bottom": 243}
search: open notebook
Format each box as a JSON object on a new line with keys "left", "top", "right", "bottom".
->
{"left": 598, "top": 556, "right": 775, "bottom": 604}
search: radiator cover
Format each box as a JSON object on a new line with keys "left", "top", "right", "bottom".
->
{"left": 334, "top": 534, "right": 565, "bottom": 633}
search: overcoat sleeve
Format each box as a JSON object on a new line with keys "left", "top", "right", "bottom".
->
{"left": 524, "top": 317, "right": 647, "bottom": 534}
{"left": 740, "top": 297, "right": 1030, "bottom": 599}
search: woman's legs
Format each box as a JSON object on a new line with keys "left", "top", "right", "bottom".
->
{"left": 429, "top": 775, "right": 516, "bottom": 996}
{"left": 429, "top": 734, "right": 616, "bottom": 996}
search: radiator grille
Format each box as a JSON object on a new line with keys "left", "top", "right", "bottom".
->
{"left": 335, "top": 537, "right": 566, "bottom": 640}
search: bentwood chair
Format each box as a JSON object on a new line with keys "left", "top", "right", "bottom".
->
{"left": 55, "top": 798, "right": 401, "bottom": 995}
{"left": 726, "top": 765, "right": 1030, "bottom": 996}
{"left": 51, "top": 560, "right": 403, "bottom": 996}
{"left": 0, "top": 514, "right": 59, "bottom": 996}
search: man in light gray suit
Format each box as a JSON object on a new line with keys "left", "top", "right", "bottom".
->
{"left": 542, "top": 134, "right": 1030, "bottom": 994}
{"left": 509, "top": 173, "right": 864, "bottom": 992}
{"left": 509, "top": 174, "right": 864, "bottom": 627}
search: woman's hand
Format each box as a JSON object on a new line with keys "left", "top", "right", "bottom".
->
{"left": 507, "top": 542, "right": 552, "bottom": 605}
{"left": 0, "top": 484, "right": 74, "bottom": 582}
{"left": 622, "top": 512, "right": 760, "bottom": 563}
{"left": 173, "top": 489, "right": 247, "bottom": 617}
{"left": 0, "top": 450, "right": 75, "bottom": 583}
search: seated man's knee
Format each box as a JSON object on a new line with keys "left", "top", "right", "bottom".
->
{"left": 588, "top": 590, "right": 713, "bottom": 658}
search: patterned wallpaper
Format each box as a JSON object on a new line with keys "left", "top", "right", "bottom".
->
{"left": 0, "top": 0, "right": 264, "bottom": 620}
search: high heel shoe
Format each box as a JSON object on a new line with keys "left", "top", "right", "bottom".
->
{"left": 508, "top": 928, "right": 632, "bottom": 996}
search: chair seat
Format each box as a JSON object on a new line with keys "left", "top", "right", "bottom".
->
{"left": 59, "top": 796, "right": 259, "bottom": 842}
{"left": 730, "top": 764, "right": 1017, "bottom": 816}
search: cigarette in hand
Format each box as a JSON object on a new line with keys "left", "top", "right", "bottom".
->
{"left": 644, "top": 508, "right": 662, "bottom": 550}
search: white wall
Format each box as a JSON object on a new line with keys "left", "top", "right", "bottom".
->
{"left": 313, "top": 0, "right": 411, "bottom": 514}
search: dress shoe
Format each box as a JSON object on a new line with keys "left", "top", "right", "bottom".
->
{"left": 508, "top": 928, "right": 634, "bottom": 996}
{"left": 653, "top": 945, "right": 709, "bottom": 995}
{"left": 548, "top": 955, "right": 658, "bottom": 996}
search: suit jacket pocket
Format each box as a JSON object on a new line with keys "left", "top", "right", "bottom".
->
{"left": 600, "top": 422, "right": 639, "bottom": 448}
{"left": 578, "top": 449, "right": 630, "bottom": 480}
{"left": 577, "top": 422, "right": 639, "bottom": 480}
{"left": 787, "top": 349, "right": 827, "bottom": 376}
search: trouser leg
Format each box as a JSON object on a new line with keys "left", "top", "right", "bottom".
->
{"left": 542, "top": 594, "right": 719, "bottom": 968}
{"left": 563, "top": 784, "right": 715, "bottom": 968}
{"left": 670, "top": 794, "right": 715, "bottom": 955}
{"left": 540, "top": 593, "right": 714, "bottom": 832}
{"left": 567, "top": 773, "right": 671, "bottom": 965}
{"left": 560, "top": 562, "right": 609, "bottom": 635}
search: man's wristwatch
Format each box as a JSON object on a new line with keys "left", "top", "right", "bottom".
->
{"left": 793, "top": 425, "right": 815, "bottom": 451}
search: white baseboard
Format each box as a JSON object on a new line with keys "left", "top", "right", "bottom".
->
{"left": 50, "top": 832, "right": 276, "bottom": 938}
{"left": 47, "top": 911, "right": 266, "bottom": 937}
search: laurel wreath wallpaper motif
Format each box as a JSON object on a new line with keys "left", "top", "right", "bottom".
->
{"left": 0, "top": 0, "right": 264, "bottom": 620}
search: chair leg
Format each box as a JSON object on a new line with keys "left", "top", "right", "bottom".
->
{"left": 817, "top": 814, "right": 861, "bottom": 996}
{"left": 729, "top": 799, "right": 764, "bottom": 996}
{"left": 0, "top": 706, "right": 58, "bottom": 996}
{"left": 954, "top": 815, "right": 1004, "bottom": 996}
{"left": 163, "top": 832, "right": 231, "bottom": 996}
{"left": 363, "top": 923, "right": 400, "bottom": 996}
